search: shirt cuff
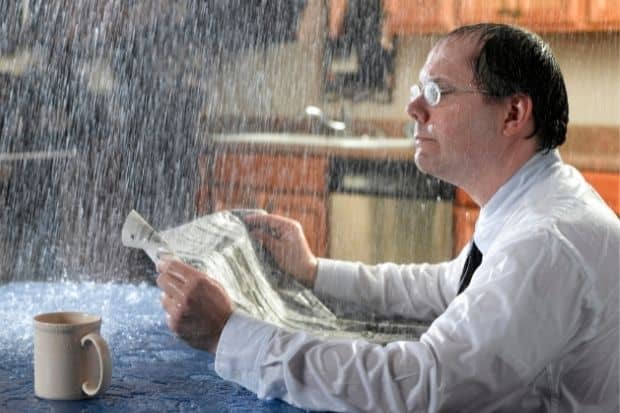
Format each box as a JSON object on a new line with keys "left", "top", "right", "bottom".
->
{"left": 214, "top": 310, "right": 278, "bottom": 393}
{"left": 314, "top": 258, "right": 362, "bottom": 302}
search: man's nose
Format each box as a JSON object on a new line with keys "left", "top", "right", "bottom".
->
{"left": 406, "top": 97, "right": 429, "bottom": 124}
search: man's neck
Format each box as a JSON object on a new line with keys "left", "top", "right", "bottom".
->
{"left": 463, "top": 142, "right": 539, "bottom": 207}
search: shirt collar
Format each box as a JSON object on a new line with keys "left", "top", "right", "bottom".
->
{"left": 473, "top": 149, "right": 562, "bottom": 253}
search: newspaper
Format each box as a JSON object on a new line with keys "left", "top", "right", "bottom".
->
{"left": 122, "top": 209, "right": 428, "bottom": 343}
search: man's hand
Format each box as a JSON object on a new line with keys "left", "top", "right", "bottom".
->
{"left": 156, "top": 258, "right": 233, "bottom": 353}
{"left": 243, "top": 213, "right": 318, "bottom": 288}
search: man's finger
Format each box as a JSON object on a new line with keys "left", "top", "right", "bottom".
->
{"left": 160, "top": 292, "right": 180, "bottom": 319}
{"left": 250, "top": 228, "right": 282, "bottom": 251}
{"left": 156, "top": 271, "right": 186, "bottom": 299}
{"left": 165, "top": 313, "right": 178, "bottom": 333}
{"left": 243, "top": 214, "right": 287, "bottom": 231}
{"left": 156, "top": 257, "right": 173, "bottom": 273}
{"left": 166, "top": 259, "right": 206, "bottom": 281}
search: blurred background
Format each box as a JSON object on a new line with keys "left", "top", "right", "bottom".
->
{"left": 0, "top": 0, "right": 618, "bottom": 284}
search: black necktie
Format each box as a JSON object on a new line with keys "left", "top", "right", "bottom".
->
{"left": 458, "top": 241, "right": 483, "bottom": 294}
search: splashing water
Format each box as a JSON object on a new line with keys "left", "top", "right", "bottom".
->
{"left": 0, "top": 1, "right": 307, "bottom": 283}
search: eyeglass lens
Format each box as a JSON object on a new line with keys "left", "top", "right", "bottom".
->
{"left": 410, "top": 82, "right": 441, "bottom": 106}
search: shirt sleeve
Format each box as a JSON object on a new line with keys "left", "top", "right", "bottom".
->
{"left": 215, "top": 229, "right": 601, "bottom": 412}
{"left": 313, "top": 253, "right": 465, "bottom": 322}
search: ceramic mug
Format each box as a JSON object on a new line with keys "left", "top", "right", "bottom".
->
{"left": 33, "top": 311, "right": 112, "bottom": 400}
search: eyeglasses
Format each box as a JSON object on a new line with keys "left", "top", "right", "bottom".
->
{"left": 410, "top": 80, "right": 484, "bottom": 106}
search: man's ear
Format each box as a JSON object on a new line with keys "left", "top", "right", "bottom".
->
{"left": 502, "top": 93, "right": 535, "bottom": 138}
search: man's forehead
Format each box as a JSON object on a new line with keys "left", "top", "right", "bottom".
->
{"left": 418, "top": 37, "right": 478, "bottom": 83}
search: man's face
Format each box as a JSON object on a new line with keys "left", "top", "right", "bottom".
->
{"left": 407, "top": 37, "right": 504, "bottom": 187}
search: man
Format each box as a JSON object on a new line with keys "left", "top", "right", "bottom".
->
{"left": 157, "top": 24, "right": 619, "bottom": 412}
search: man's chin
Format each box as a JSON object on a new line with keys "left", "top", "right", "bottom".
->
{"left": 414, "top": 151, "right": 434, "bottom": 175}
{"left": 414, "top": 152, "right": 450, "bottom": 183}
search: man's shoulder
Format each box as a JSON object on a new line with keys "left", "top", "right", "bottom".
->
{"left": 497, "top": 191, "right": 619, "bottom": 254}
{"left": 488, "top": 187, "right": 619, "bottom": 287}
{"left": 514, "top": 161, "right": 618, "bottom": 231}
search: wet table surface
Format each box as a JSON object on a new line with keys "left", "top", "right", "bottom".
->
{"left": 0, "top": 282, "right": 309, "bottom": 413}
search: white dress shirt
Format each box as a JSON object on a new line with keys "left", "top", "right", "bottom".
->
{"left": 215, "top": 150, "right": 620, "bottom": 412}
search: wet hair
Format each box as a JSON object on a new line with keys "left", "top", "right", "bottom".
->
{"left": 442, "top": 23, "right": 569, "bottom": 151}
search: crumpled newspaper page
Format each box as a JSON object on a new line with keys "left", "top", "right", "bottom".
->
{"left": 122, "top": 209, "right": 428, "bottom": 343}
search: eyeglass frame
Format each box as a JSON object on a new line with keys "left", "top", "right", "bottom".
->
{"left": 410, "top": 80, "right": 486, "bottom": 107}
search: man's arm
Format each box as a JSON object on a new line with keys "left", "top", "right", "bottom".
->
{"left": 244, "top": 213, "right": 466, "bottom": 320}
{"left": 313, "top": 256, "right": 464, "bottom": 321}
{"left": 215, "top": 230, "right": 598, "bottom": 412}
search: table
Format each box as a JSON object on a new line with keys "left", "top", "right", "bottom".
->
{"left": 0, "top": 282, "right": 309, "bottom": 412}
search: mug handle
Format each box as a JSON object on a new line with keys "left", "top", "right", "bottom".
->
{"left": 80, "top": 332, "right": 112, "bottom": 397}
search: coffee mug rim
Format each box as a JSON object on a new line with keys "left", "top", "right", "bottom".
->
{"left": 34, "top": 311, "right": 101, "bottom": 331}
